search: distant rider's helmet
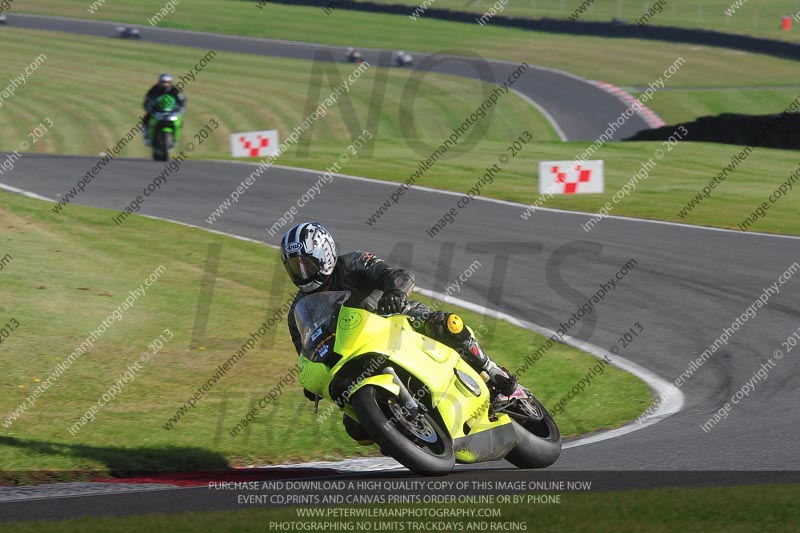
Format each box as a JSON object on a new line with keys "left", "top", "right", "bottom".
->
{"left": 280, "top": 222, "right": 337, "bottom": 293}
{"left": 158, "top": 73, "right": 173, "bottom": 87}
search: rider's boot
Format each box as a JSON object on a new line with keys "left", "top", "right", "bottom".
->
{"left": 343, "top": 414, "right": 375, "bottom": 446}
{"left": 461, "top": 336, "right": 518, "bottom": 397}
{"left": 424, "top": 312, "right": 518, "bottom": 397}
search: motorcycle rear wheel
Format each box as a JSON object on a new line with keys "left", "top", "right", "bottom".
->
{"left": 350, "top": 385, "right": 454, "bottom": 476}
{"left": 503, "top": 391, "right": 562, "bottom": 468}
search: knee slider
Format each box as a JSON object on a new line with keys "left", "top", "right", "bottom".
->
{"left": 447, "top": 314, "right": 464, "bottom": 335}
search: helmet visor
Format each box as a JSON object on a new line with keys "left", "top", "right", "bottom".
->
{"left": 284, "top": 255, "right": 323, "bottom": 289}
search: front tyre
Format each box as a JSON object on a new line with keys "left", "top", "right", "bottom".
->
{"left": 350, "top": 385, "right": 454, "bottom": 476}
{"left": 504, "top": 392, "right": 562, "bottom": 468}
{"left": 152, "top": 130, "right": 171, "bottom": 161}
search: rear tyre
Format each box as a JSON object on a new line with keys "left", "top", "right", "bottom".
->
{"left": 504, "top": 392, "right": 562, "bottom": 468}
{"left": 350, "top": 385, "right": 454, "bottom": 476}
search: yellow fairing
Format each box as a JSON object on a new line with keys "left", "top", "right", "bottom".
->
{"left": 332, "top": 307, "right": 511, "bottom": 452}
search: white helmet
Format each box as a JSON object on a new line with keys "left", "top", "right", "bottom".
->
{"left": 280, "top": 222, "right": 337, "bottom": 292}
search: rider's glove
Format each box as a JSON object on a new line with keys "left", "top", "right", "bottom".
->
{"left": 377, "top": 289, "right": 407, "bottom": 315}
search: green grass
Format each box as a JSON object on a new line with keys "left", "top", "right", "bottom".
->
{"left": 331, "top": 139, "right": 800, "bottom": 236}
{"left": 16, "top": 0, "right": 800, "bottom": 45}
{"left": 12, "top": 0, "right": 800, "bottom": 86}
{"left": 6, "top": 484, "right": 800, "bottom": 531}
{"left": 12, "top": 1, "right": 800, "bottom": 138}
{"left": 373, "top": 0, "right": 800, "bottom": 41}
{"left": 0, "top": 27, "right": 558, "bottom": 161}
{"left": 629, "top": 87, "right": 800, "bottom": 124}
{"left": 524, "top": 141, "right": 800, "bottom": 236}
{"left": 3, "top": 12, "right": 799, "bottom": 238}
{"left": 2, "top": 28, "right": 799, "bottom": 236}
{"left": 0, "top": 191, "right": 650, "bottom": 482}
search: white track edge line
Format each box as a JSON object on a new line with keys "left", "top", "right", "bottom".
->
{"left": 150, "top": 215, "right": 686, "bottom": 450}
{"left": 413, "top": 288, "right": 684, "bottom": 449}
{"left": 509, "top": 88, "right": 568, "bottom": 142}
{"left": 0, "top": 180, "right": 682, "bottom": 455}
{"left": 207, "top": 160, "right": 800, "bottom": 241}
{"left": 0, "top": 182, "right": 53, "bottom": 202}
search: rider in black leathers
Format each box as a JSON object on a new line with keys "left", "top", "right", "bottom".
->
{"left": 282, "top": 222, "right": 518, "bottom": 445}
{"left": 141, "top": 73, "right": 186, "bottom": 146}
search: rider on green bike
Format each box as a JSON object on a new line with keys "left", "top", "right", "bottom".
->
{"left": 142, "top": 73, "right": 186, "bottom": 147}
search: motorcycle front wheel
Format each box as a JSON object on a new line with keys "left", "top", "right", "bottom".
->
{"left": 152, "top": 130, "right": 171, "bottom": 161}
{"left": 350, "top": 385, "right": 454, "bottom": 476}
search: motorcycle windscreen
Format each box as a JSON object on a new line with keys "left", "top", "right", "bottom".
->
{"left": 294, "top": 290, "right": 350, "bottom": 361}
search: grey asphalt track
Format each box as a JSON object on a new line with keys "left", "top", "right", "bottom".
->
{"left": 1, "top": 154, "right": 800, "bottom": 518}
{"left": 7, "top": 12, "right": 651, "bottom": 141}
{"left": 2, "top": 154, "right": 799, "bottom": 475}
{"left": 0, "top": 12, "right": 799, "bottom": 524}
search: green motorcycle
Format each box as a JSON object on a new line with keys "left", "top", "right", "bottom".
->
{"left": 296, "top": 291, "right": 562, "bottom": 476}
{"left": 147, "top": 94, "right": 183, "bottom": 162}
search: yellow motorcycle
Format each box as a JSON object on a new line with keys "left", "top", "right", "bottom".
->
{"left": 296, "top": 291, "right": 561, "bottom": 475}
